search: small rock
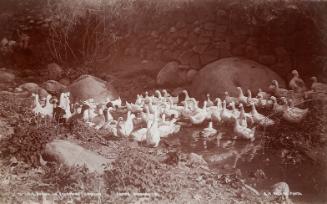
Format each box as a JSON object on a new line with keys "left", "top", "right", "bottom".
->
{"left": 187, "top": 153, "right": 208, "bottom": 167}
{"left": 186, "top": 69, "right": 197, "bottom": 82}
{"left": 0, "top": 70, "right": 15, "bottom": 83}
{"left": 251, "top": 169, "right": 267, "bottom": 179}
{"left": 169, "top": 26, "right": 177, "bottom": 33}
{"left": 47, "top": 63, "right": 63, "bottom": 80}
{"left": 59, "top": 78, "right": 70, "bottom": 86}
{"left": 9, "top": 157, "right": 18, "bottom": 166}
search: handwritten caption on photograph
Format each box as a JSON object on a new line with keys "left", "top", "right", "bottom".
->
{"left": 15, "top": 192, "right": 101, "bottom": 200}
{"left": 263, "top": 192, "right": 303, "bottom": 197}
{"left": 116, "top": 192, "right": 160, "bottom": 198}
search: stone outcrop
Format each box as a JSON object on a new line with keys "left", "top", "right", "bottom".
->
{"left": 45, "top": 139, "right": 112, "bottom": 174}
{"left": 189, "top": 57, "right": 286, "bottom": 98}
{"left": 68, "top": 74, "right": 118, "bottom": 103}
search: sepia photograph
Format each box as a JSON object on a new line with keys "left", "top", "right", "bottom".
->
{"left": 0, "top": 0, "right": 326, "bottom": 203}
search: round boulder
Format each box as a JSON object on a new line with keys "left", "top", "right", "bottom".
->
{"left": 156, "top": 61, "right": 188, "bottom": 87}
{"left": 68, "top": 74, "right": 119, "bottom": 104}
{"left": 189, "top": 57, "right": 286, "bottom": 99}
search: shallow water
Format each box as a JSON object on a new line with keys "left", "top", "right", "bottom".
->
{"left": 166, "top": 122, "right": 327, "bottom": 203}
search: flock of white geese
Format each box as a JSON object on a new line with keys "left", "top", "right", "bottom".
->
{"left": 31, "top": 70, "right": 327, "bottom": 147}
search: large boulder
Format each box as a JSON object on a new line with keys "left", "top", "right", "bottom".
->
{"left": 45, "top": 140, "right": 111, "bottom": 174}
{"left": 189, "top": 57, "right": 286, "bottom": 99}
{"left": 156, "top": 61, "right": 188, "bottom": 87}
{"left": 68, "top": 74, "right": 118, "bottom": 103}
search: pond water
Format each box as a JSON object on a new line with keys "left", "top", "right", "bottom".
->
{"left": 166, "top": 122, "right": 327, "bottom": 203}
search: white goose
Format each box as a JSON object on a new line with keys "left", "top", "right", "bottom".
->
{"left": 32, "top": 93, "right": 53, "bottom": 118}
{"left": 236, "top": 87, "right": 247, "bottom": 104}
{"left": 111, "top": 97, "right": 122, "bottom": 108}
{"left": 233, "top": 116, "right": 256, "bottom": 142}
{"left": 271, "top": 96, "right": 287, "bottom": 114}
{"left": 246, "top": 89, "right": 259, "bottom": 106}
{"left": 146, "top": 109, "right": 160, "bottom": 147}
{"left": 250, "top": 103, "right": 275, "bottom": 127}
{"left": 220, "top": 100, "right": 234, "bottom": 123}
{"left": 282, "top": 99, "right": 309, "bottom": 123}
{"left": 238, "top": 103, "right": 252, "bottom": 127}
{"left": 141, "top": 105, "right": 155, "bottom": 124}
{"left": 209, "top": 98, "right": 223, "bottom": 122}
{"left": 163, "top": 99, "right": 180, "bottom": 118}
{"left": 131, "top": 127, "right": 147, "bottom": 142}
{"left": 158, "top": 115, "right": 180, "bottom": 138}
{"left": 205, "top": 94, "right": 215, "bottom": 107}
{"left": 126, "top": 101, "right": 143, "bottom": 113}
{"left": 181, "top": 90, "right": 198, "bottom": 109}
{"left": 117, "top": 111, "right": 135, "bottom": 137}
{"left": 229, "top": 101, "right": 240, "bottom": 118}
{"left": 62, "top": 92, "right": 72, "bottom": 119}
{"left": 135, "top": 94, "right": 144, "bottom": 106}
{"left": 271, "top": 80, "right": 289, "bottom": 98}
{"left": 189, "top": 101, "right": 208, "bottom": 125}
{"left": 257, "top": 95, "right": 273, "bottom": 109}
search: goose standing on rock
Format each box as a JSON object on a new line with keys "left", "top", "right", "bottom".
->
{"left": 289, "top": 70, "right": 307, "bottom": 93}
